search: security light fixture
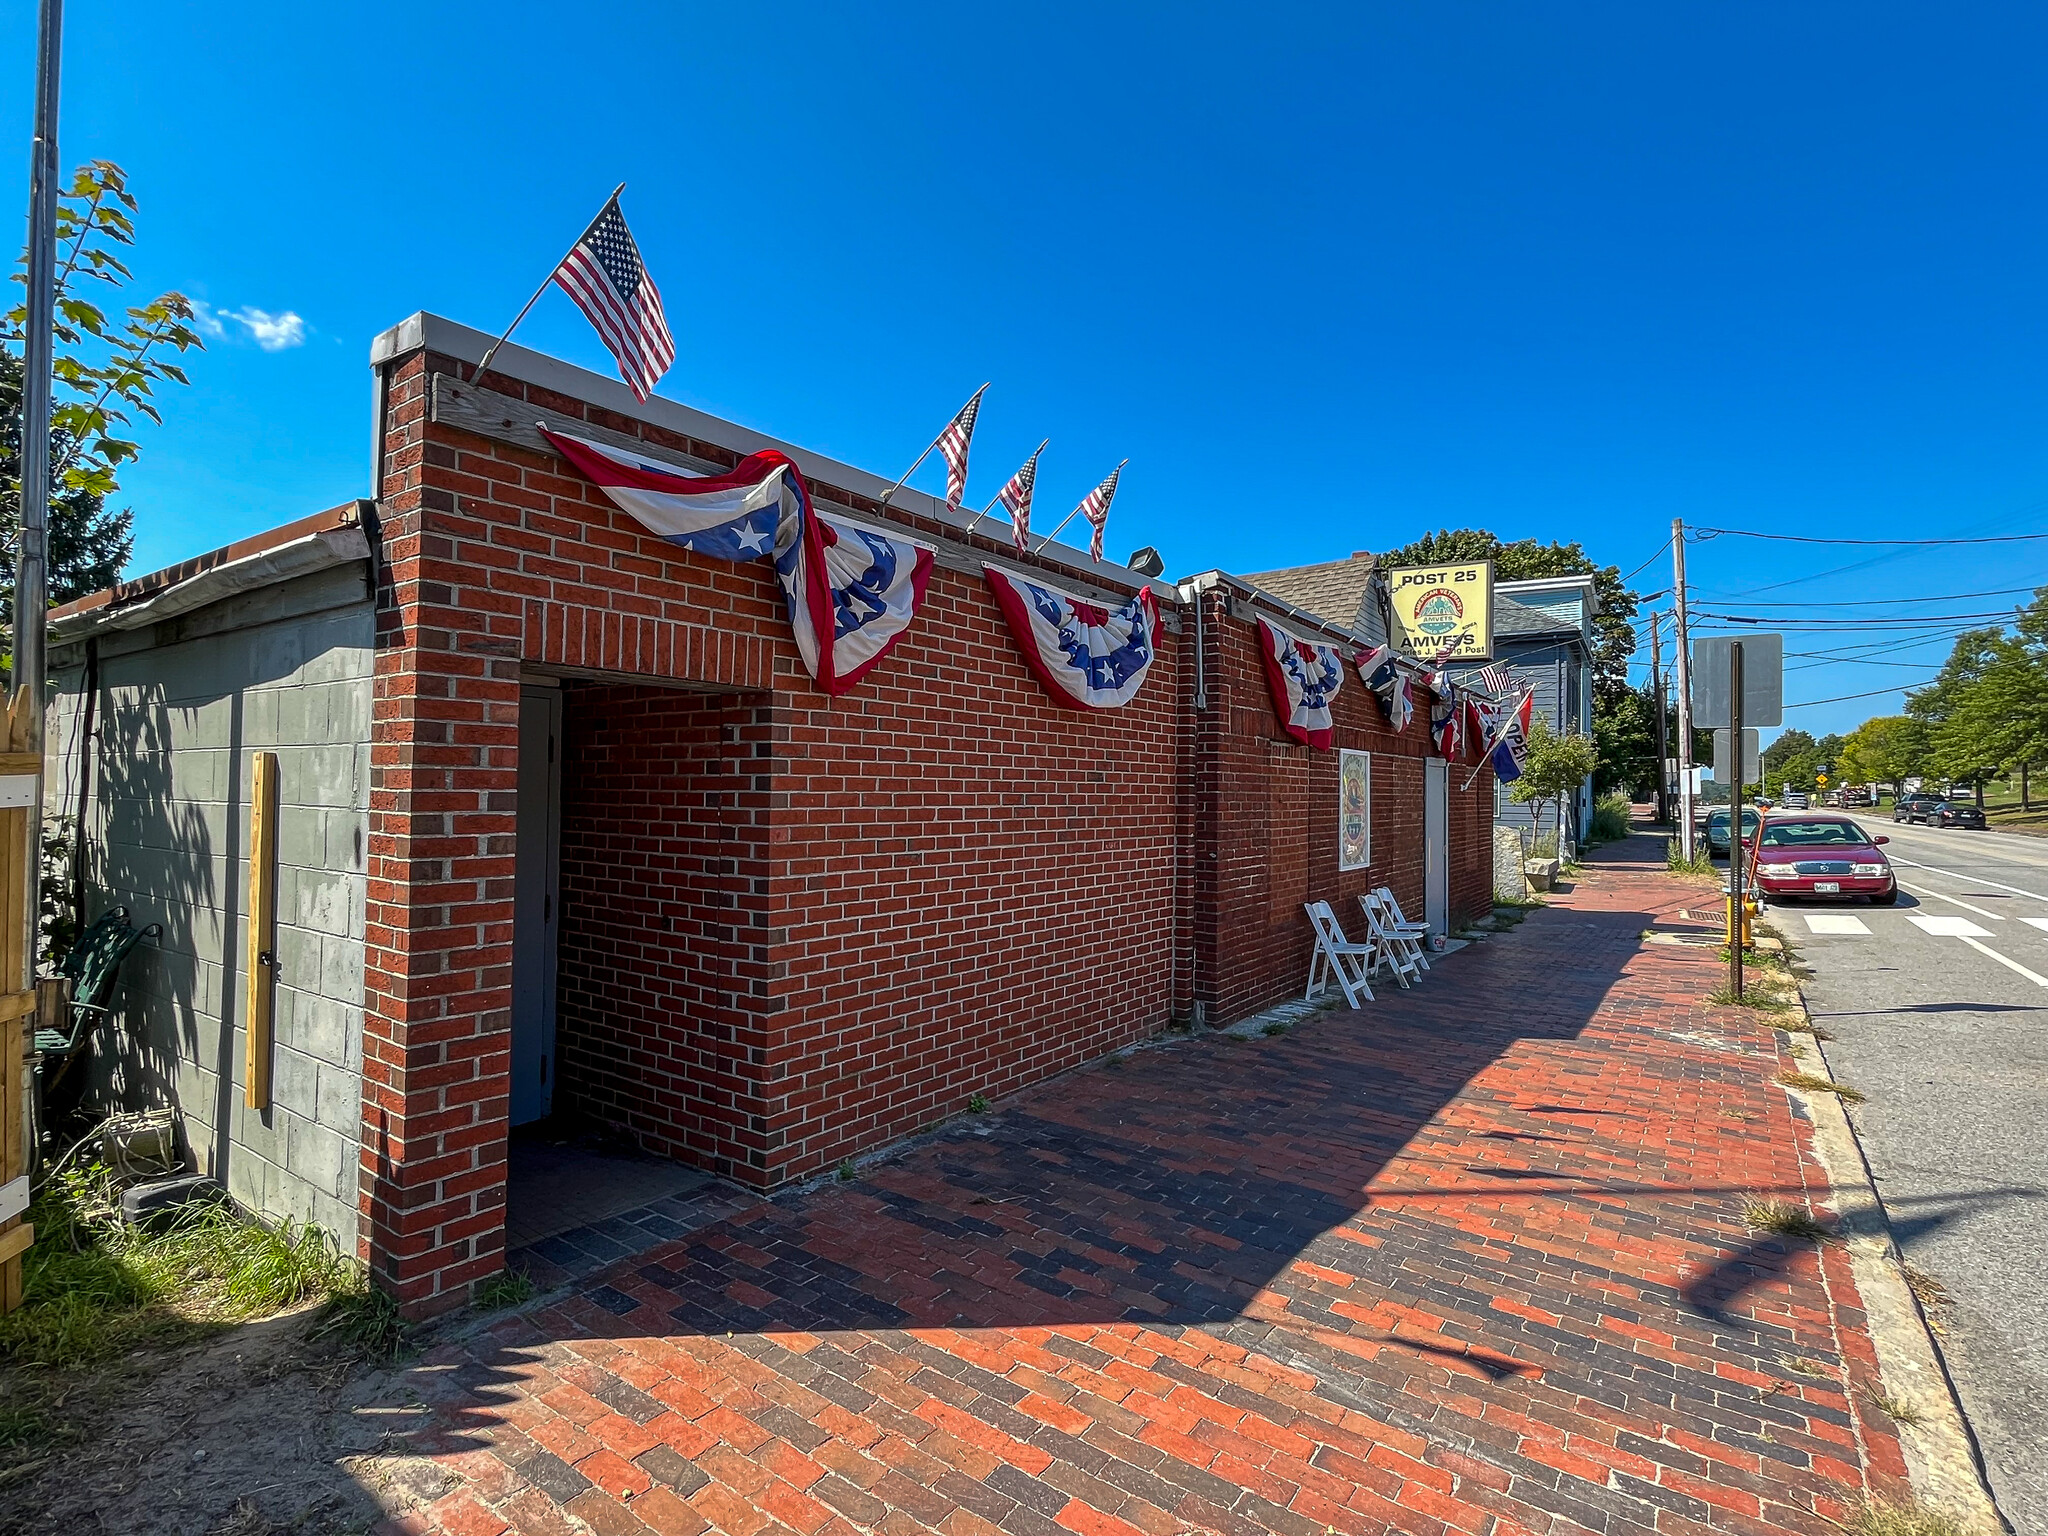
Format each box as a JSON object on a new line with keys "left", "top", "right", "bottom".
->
{"left": 1127, "top": 546, "right": 1164, "bottom": 578}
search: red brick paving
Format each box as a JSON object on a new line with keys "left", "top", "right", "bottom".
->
{"left": 374, "top": 840, "right": 1911, "bottom": 1535}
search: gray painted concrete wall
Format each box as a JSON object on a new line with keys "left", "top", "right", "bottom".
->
{"left": 46, "top": 563, "right": 374, "bottom": 1248}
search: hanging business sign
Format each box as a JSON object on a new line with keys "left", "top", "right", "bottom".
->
{"left": 1386, "top": 561, "right": 1493, "bottom": 664}
{"left": 1338, "top": 750, "right": 1371, "bottom": 870}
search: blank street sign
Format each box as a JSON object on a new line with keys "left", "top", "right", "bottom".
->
{"left": 1693, "top": 634, "right": 1784, "bottom": 728}
{"left": 1710, "top": 728, "right": 1760, "bottom": 784}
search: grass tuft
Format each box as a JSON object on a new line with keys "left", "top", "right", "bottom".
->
{"left": 313, "top": 1277, "right": 407, "bottom": 1364}
{"left": 836, "top": 1159, "right": 856, "bottom": 1181}
{"left": 1742, "top": 1197, "right": 1835, "bottom": 1242}
{"left": 1780, "top": 1355, "right": 1832, "bottom": 1378}
{"left": 474, "top": 1268, "right": 536, "bottom": 1313}
{"left": 1775, "top": 1019, "right": 1836, "bottom": 1041}
{"left": 1261, "top": 1023, "right": 1289, "bottom": 1037}
{"left": 1776, "top": 1070, "right": 1867, "bottom": 1104}
{"left": 0, "top": 1166, "right": 353, "bottom": 1372}
{"left": 1708, "top": 980, "right": 1795, "bottom": 1011}
{"left": 1864, "top": 1386, "right": 1927, "bottom": 1426}
{"left": 1840, "top": 1498, "right": 1982, "bottom": 1536}
{"left": 1666, "top": 838, "right": 1716, "bottom": 876}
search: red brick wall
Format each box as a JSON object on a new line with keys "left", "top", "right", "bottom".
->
{"left": 1193, "top": 590, "right": 1494, "bottom": 1024}
{"left": 360, "top": 342, "right": 1491, "bottom": 1310}
{"left": 554, "top": 684, "right": 773, "bottom": 1173}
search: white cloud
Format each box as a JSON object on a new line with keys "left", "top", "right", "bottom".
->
{"left": 192, "top": 300, "right": 307, "bottom": 352}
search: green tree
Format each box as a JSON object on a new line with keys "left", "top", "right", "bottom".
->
{"left": 1836, "top": 715, "right": 1927, "bottom": 794}
{"left": 1509, "top": 715, "right": 1601, "bottom": 849}
{"left": 1379, "top": 527, "right": 1642, "bottom": 789}
{"left": 2, "top": 161, "right": 202, "bottom": 639}
{"left": 1592, "top": 681, "right": 1658, "bottom": 798}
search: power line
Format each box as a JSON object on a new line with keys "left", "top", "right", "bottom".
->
{"left": 1693, "top": 610, "right": 2016, "bottom": 628}
{"left": 1783, "top": 680, "right": 1945, "bottom": 709}
{"left": 1619, "top": 536, "right": 1673, "bottom": 584}
{"left": 1691, "top": 585, "right": 2043, "bottom": 608}
{"left": 1695, "top": 527, "right": 2048, "bottom": 546}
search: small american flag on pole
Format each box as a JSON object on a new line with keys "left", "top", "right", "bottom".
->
{"left": 997, "top": 445, "right": 1043, "bottom": 553}
{"left": 552, "top": 195, "right": 675, "bottom": 402}
{"left": 1473, "top": 660, "right": 1514, "bottom": 697}
{"left": 1076, "top": 461, "right": 1125, "bottom": 562}
{"left": 937, "top": 386, "right": 986, "bottom": 508}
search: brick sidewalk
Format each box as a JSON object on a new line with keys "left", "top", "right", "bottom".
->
{"left": 373, "top": 837, "right": 1911, "bottom": 1536}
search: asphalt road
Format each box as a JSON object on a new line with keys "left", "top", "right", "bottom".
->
{"left": 1779, "top": 814, "right": 2048, "bottom": 1534}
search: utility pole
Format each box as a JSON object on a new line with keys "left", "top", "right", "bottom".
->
{"left": 1672, "top": 519, "right": 1696, "bottom": 861}
{"left": 1650, "top": 611, "right": 1669, "bottom": 825}
{"left": 1728, "top": 640, "right": 1746, "bottom": 998}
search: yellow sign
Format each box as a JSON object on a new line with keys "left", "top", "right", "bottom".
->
{"left": 1386, "top": 561, "right": 1494, "bottom": 663}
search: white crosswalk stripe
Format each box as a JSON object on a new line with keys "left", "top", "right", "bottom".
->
{"left": 1906, "top": 914, "right": 1993, "bottom": 938}
{"left": 1803, "top": 914, "right": 1871, "bottom": 935}
{"left": 2022, "top": 917, "right": 2048, "bottom": 934}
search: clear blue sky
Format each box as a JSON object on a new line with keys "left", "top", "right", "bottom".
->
{"left": 5, "top": 2, "right": 2045, "bottom": 743}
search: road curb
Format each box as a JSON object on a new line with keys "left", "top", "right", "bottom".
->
{"left": 1787, "top": 991, "right": 2009, "bottom": 1533}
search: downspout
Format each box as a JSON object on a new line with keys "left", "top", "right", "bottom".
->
{"left": 1181, "top": 575, "right": 1212, "bottom": 1027}
{"left": 369, "top": 360, "right": 389, "bottom": 499}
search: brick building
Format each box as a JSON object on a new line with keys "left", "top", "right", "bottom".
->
{"left": 46, "top": 312, "right": 1493, "bottom": 1314}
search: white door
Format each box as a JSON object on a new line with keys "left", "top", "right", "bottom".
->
{"left": 1424, "top": 758, "right": 1450, "bottom": 937}
{"left": 510, "top": 685, "right": 563, "bottom": 1126}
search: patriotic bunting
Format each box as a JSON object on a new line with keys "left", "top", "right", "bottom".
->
{"left": 774, "top": 498, "right": 936, "bottom": 698}
{"left": 543, "top": 426, "right": 934, "bottom": 697}
{"left": 1354, "top": 644, "right": 1413, "bottom": 733}
{"left": 983, "top": 565, "right": 1161, "bottom": 710}
{"left": 1430, "top": 674, "right": 1463, "bottom": 760}
{"left": 1258, "top": 617, "right": 1345, "bottom": 750}
{"left": 541, "top": 428, "right": 789, "bottom": 562}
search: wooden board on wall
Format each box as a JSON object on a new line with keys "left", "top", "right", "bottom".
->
{"left": 244, "top": 750, "right": 279, "bottom": 1110}
{"left": 0, "top": 690, "right": 33, "bottom": 1313}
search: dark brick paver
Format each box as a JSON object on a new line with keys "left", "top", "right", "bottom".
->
{"left": 374, "top": 841, "right": 1911, "bottom": 1535}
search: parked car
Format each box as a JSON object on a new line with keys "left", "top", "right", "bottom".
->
{"left": 1929, "top": 799, "right": 1987, "bottom": 830}
{"left": 1748, "top": 814, "right": 1897, "bottom": 905}
{"left": 1893, "top": 793, "right": 1944, "bottom": 823}
{"left": 1704, "top": 806, "right": 1762, "bottom": 859}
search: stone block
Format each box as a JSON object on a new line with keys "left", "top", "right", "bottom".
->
{"left": 315, "top": 1063, "right": 360, "bottom": 1134}
{"left": 286, "top": 1115, "right": 351, "bottom": 1199}
{"left": 272, "top": 1044, "right": 318, "bottom": 1119}
{"left": 1492, "top": 825, "right": 1528, "bottom": 903}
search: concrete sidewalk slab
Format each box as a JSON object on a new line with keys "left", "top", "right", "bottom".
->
{"left": 355, "top": 837, "right": 1954, "bottom": 1536}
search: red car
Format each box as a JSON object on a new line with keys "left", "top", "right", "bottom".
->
{"left": 1747, "top": 813, "right": 1898, "bottom": 905}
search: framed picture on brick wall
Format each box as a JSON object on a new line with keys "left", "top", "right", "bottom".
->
{"left": 1339, "top": 749, "right": 1371, "bottom": 871}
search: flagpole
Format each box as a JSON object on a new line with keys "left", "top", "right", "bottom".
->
{"left": 962, "top": 439, "right": 1048, "bottom": 534}
{"left": 1031, "top": 458, "right": 1127, "bottom": 554}
{"left": 471, "top": 183, "right": 626, "bottom": 389}
{"left": 878, "top": 383, "right": 988, "bottom": 510}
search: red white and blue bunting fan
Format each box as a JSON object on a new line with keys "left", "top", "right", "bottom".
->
{"left": 1430, "top": 674, "right": 1463, "bottom": 760}
{"left": 774, "top": 500, "right": 935, "bottom": 697}
{"left": 983, "top": 565, "right": 1161, "bottom": 710}
{"left": 1354, "top": 644, "right": 1413, "bottom": 732}
{"left": 541, "top": 426, "right": 935, "bottom": 697}
{"left": 542, "top": 427, "right": 791, "bottom": 561}
{"left": 1257, "top": 616, "right": 1345, "bottom": 749}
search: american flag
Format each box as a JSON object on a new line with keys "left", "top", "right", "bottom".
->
{"left": 1473, "top": 660, "right": 1514, "bottom": 698}
{"left": 937, "top": 386, "right": 987, "bottom": 508}
{"left": 551, "top": 197, "right": 675, "bottom": 402}
{"left": 1075, "top": 461, "right": 1126, "bottom": 562}
{"left": 997, "top": 446, "right": 1042, "bottom": 553}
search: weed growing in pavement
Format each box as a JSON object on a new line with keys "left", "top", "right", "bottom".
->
{"left": 1781, "top": 1355, "right": 1832, "bottom": 1378}
{"left": 1742, "top": 1197, "right": 1835, "bottom": 1243}
{"left": 1261, "top": 1022, "right": 1290, "bottom": 1037}
{"left": 967, "top": 1094, "right": 989, "bottom": 1113}
{"left": 1842, "top": 1500, "right": 1980, "bottom": 1536}
{"left": 1863, "top": 1386, "right": 1928, "bottom": 1426}
{"left": 1776, "top": 1070, "right": 1867, "bottom": 1104}
{"left": 1708, "top": 980, "right": 1795, "bottom": 1010}
{"left": 474, "top": 1269, "right": 536, "bottom": 1312}
{"left": 1666, "top": 838, "right": 1716, "bottom": 876}
{"left": 1900, "top": 1263, "right": 1955, "bottom": 1335}
{"left": 1776, "top": 1019, "right": 1836, "bottom": 1041}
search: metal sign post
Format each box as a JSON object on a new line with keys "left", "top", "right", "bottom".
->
{"left": 1728, "top": 642, "right": 1745, "bottom": 998}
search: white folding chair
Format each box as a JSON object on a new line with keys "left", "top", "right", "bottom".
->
{"left": 1355, "top": 892, "right": 1420, "bottom": 989}
{"left": 1303, "top": 900, "right": 1376, "bottom": 1007}
{"left": 1371, "top": 886, "right": 1432, "bottom": 973}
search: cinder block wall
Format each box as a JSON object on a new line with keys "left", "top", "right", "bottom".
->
{"left": 1192, "top": 587, "right": 1495, "bottom": 1023}
{"left": 46, "top": 564, "right": 374, "bottom": 1247}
